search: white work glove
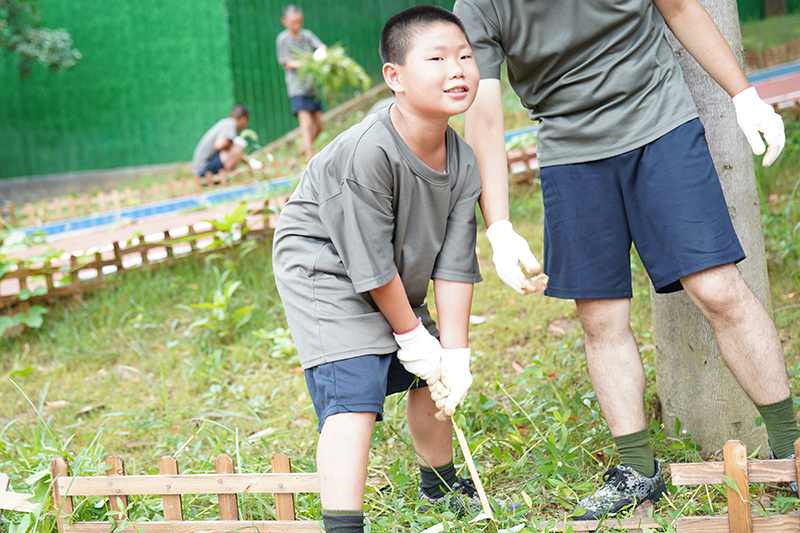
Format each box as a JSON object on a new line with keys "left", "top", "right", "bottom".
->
{"left": 429, "top": 348, "right": 473, "bottom": 418}
{"left": 393, "top": 320, "right": 443, "bottom": 385}
{"left": 732, "top": 86, "right": 785, "bottom": 167}
{"left": 312, "top": 47, "right": 328, "bottom": 61}
{"left": 248, "top": 158, "right": 264, "bottom": 170}
{"left": 233, "top": 136, "right": 248, "bottom": 149}
{"left": 485, "top": 220, "right": 548, "bottom": 294}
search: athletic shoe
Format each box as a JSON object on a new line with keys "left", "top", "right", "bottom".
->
{"left": 769, "top": 447, "right": 799, "bottom": 497}
{"left": 418, "top": 478, "right": 483, "bottom": 516}
{"left": 571, "top": 461, "right": 667, "bottom": 521}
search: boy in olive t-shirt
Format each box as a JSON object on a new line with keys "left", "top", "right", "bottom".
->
{"left": 273, "top": 6, "right": 489, "bottom": 532}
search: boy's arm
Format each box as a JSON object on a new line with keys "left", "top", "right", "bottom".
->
{"left": 432, "top": 279, "right": 473, "bottom": 349}
{"left": 465, "top": 80, "right": 547, "bottom": 294}
{"left": 652, "top": 0, "right": 785, "bottom": 166}
{"left": 370, "top": 274, "right": 443, "bottom": 385}
{"left": 430, "top": 279, "right": 474, "bottom": 417}
{"left": 369, "top": 273, "right": 419, "bottom": 335}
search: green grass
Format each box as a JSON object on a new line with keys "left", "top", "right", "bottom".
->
{"left": 2, "top": 71, "right": 800, "bottom": 533}
{"left": 741, "top": 12, "right": 800, "bottom": 53}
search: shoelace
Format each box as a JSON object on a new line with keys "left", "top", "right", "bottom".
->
{"left": 601, "top": 467, "right": 628, "bottom": 489}
{"left": 453, "top": 478, "right": 478, "bottom": 498}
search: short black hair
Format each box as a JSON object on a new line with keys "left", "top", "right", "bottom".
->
{"left": 282, "top": 4, "right": 302, "bottom": 17}
{"left": 229, "top": 103, "right": 249, "bottom": 119}
{"left": 379, "top": 5, "right": 469, "bottom": 65}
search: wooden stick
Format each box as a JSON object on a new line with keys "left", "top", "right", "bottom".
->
{"left": 450, "top": 416, "right": 494, "bottom": 521}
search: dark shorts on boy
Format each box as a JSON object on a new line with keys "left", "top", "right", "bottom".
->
{"left": 540, "top": 118, "right": 745, "bottom": 300}
{"left": 290, "top": 95, "right": 324, "bottom": 115}
{"left": 305, "top": 353, "right": 426, "bottom": 432}
{"left": 197, "top": 152, "right": 224, "bottom": 177}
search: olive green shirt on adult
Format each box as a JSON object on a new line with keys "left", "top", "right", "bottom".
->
{"left": 453, "top": 0, "right": 700, "bottom": 167}
{"left": 273, "top": 106, "right": 483, "bottom": 370}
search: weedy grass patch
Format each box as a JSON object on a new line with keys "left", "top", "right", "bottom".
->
{"left": 1, "top": 79, "right": 800, "bottom": 533}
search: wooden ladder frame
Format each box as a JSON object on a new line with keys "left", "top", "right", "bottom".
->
{"left": 50, "top": 453, "right": 322, "bottom": 533}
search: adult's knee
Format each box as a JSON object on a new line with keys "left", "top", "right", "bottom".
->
{"left": 682, "top": 264, "right": 751, "bottom": 320}
{"left": 576, "top": 298, "right": 632, "bottom": 342}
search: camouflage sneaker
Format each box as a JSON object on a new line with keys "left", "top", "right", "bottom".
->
{"left": 418, "top": 478, "right": 483, "bottom": 517}
{"left": 418, "top": 478, "right": 525, "bottom": 517}
{"left": 769, "top": 448, "right": 799, "bottom": 497}
{"left": 571, "top": 461, "right": 667, "bottom": 521}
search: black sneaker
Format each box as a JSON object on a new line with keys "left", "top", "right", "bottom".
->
{"left": 571, "top": 461, "right": 667, "bottom": 521}
{"left": 769, "top": 447, "right": 799, "bottom": 497}
{"left": 418, "top": 478, "right": 483, "bottom": 516}
{"left": 418, "top": 478, "right": 525, "bottom": 517}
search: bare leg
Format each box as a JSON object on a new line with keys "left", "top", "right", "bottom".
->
{"left": 681, "top": 263, "right": 790, "bottom": 404}
{"left": 219, "top": 145, "right": 244, "bottom": 171}
{"left": 576, "top": 298, "right": 647, "bottom": 437}
{"left": 317, "top": 412, "right": 375, "bottom": 510}
{"left": 297, "top": 110, "right": 316, "bottom": 160}
{"left": 312, "top": 111, "right": 324, "bottom": 142}
{"left": 407, "top": 387, "right": 453, "bottom": 467}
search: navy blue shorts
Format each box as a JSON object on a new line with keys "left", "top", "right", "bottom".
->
{"left": 290, "top": 95, "right": 323, "bottom": 115}
{"left": 540, "top": 118, "right": 745, "bottom": 299}
{"left": 304, "top": 353, "right": 425, "bottom": 432}
{"left": 197, "top": 152, "right": 224, "bottom": 176}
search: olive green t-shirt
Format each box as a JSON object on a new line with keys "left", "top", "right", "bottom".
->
{"left": 276, "top": 29, "right": 322, "bottom": 97}
{"left": 272, "top": 106, "right": 483, "bottom": 369}
{"left": 454, "top": 0, "right": 699, "bottom": 167}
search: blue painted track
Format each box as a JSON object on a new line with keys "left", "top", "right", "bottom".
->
{"left": 25, "top": 177, "right": 292, "bottom": 238}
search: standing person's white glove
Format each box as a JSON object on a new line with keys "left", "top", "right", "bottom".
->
{"left": 233, "top": 136, "right": 248, "bottom": 149}
{"left": 429, "top": 348, "right": 473, "bottom": 418}
{"left": 393, "top": 320, "right": 443, "bottom": 385}
{"left": 485, "top": 220, "right": 548, "bottom": 294}
{"left": 248, "top": 159, "right": 264, "bottom": 170}
{"left": 312, "top": 47, "right": 328, "bottom": 61}
{"left": 732, "top": 86, "right": 785, "bottom": 167}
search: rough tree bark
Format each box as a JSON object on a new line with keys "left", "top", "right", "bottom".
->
{"left": 653, "top": 0, "right": 771, "bottom": 454}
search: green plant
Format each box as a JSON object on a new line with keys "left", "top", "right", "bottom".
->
{"left": 297, "top": 44, "right": 371, "bottom": 105}
{"left": 181, "top": 265, "right": 255, "bottom": 345}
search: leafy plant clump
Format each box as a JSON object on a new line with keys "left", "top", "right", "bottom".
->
{"left": 297, "top": 44, "right": 371, "bottom": 105}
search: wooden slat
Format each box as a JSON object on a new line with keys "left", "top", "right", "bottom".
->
{"left": 215, "top": 454, "right": 238, "bottom": 521}
{"left": 106, "top": 456, "right": 128, "bottom": 521}
{"left": 63, "top": 520, "right": 323, "bottom": 532}
{"left": 671, "top": 458, "right": 797, "bottom": 485}
{"left": 553, "top": 517, "right": 661, "bottom": 532}
{"left": 58, "top": 473, "right": 320, "bottom": 497}
{"left": 0, "top": 488, "right": 36, "bottom": 514}
{"left": 724, "top": 440, "right": 752, "bottom": 533}
{"left": 159, "top": 456, "right": 183, "bottom": 521}
{"left": 271, "top": 453, "right": 295, "bottom": 521}
{"left": 675, "top": 512, "right": 800, "bottom": 533}
{"left": 51, "top": 457, "right": 74, "bottom": 533}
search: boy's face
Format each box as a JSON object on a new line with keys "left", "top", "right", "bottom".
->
{"left": 236, "top": 115, "right": 249, "bottom": 131}
{"left": 281, "top": 12, "right": 304, "bottom": 35}
{"left": 387, "top": 23, "right": 478, "bottom": 119}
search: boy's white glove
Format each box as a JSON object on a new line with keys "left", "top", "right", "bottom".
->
{"left": 732, "top": 86, "right": 785, "bottom": 167}
{"left": 312, "top": 47, "right": 328, "bottom": 61}
{"left": 248, "top": 159, "right": 264, "bottom": 170}
{"left": 393, "top": 320, "right": 443, "bottom": 385}
{"left": 485, "top": 220, "right": 548, "bottom": 294}
{"left": 429, "top": 348, "right": 473, "bottom": 418}
{"left": 233, "top": 136, "right": 248, "bottom": 148}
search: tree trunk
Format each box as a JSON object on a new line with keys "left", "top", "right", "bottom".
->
{"left": 653, "top": 0, "right": 769, "bottom": 454}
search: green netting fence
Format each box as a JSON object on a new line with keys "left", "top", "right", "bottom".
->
{"left": 0, "top": 0, "right": 235, "bottom": 179}
{"left": 0, "top": 0, "right": 453, "bottom": 180}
